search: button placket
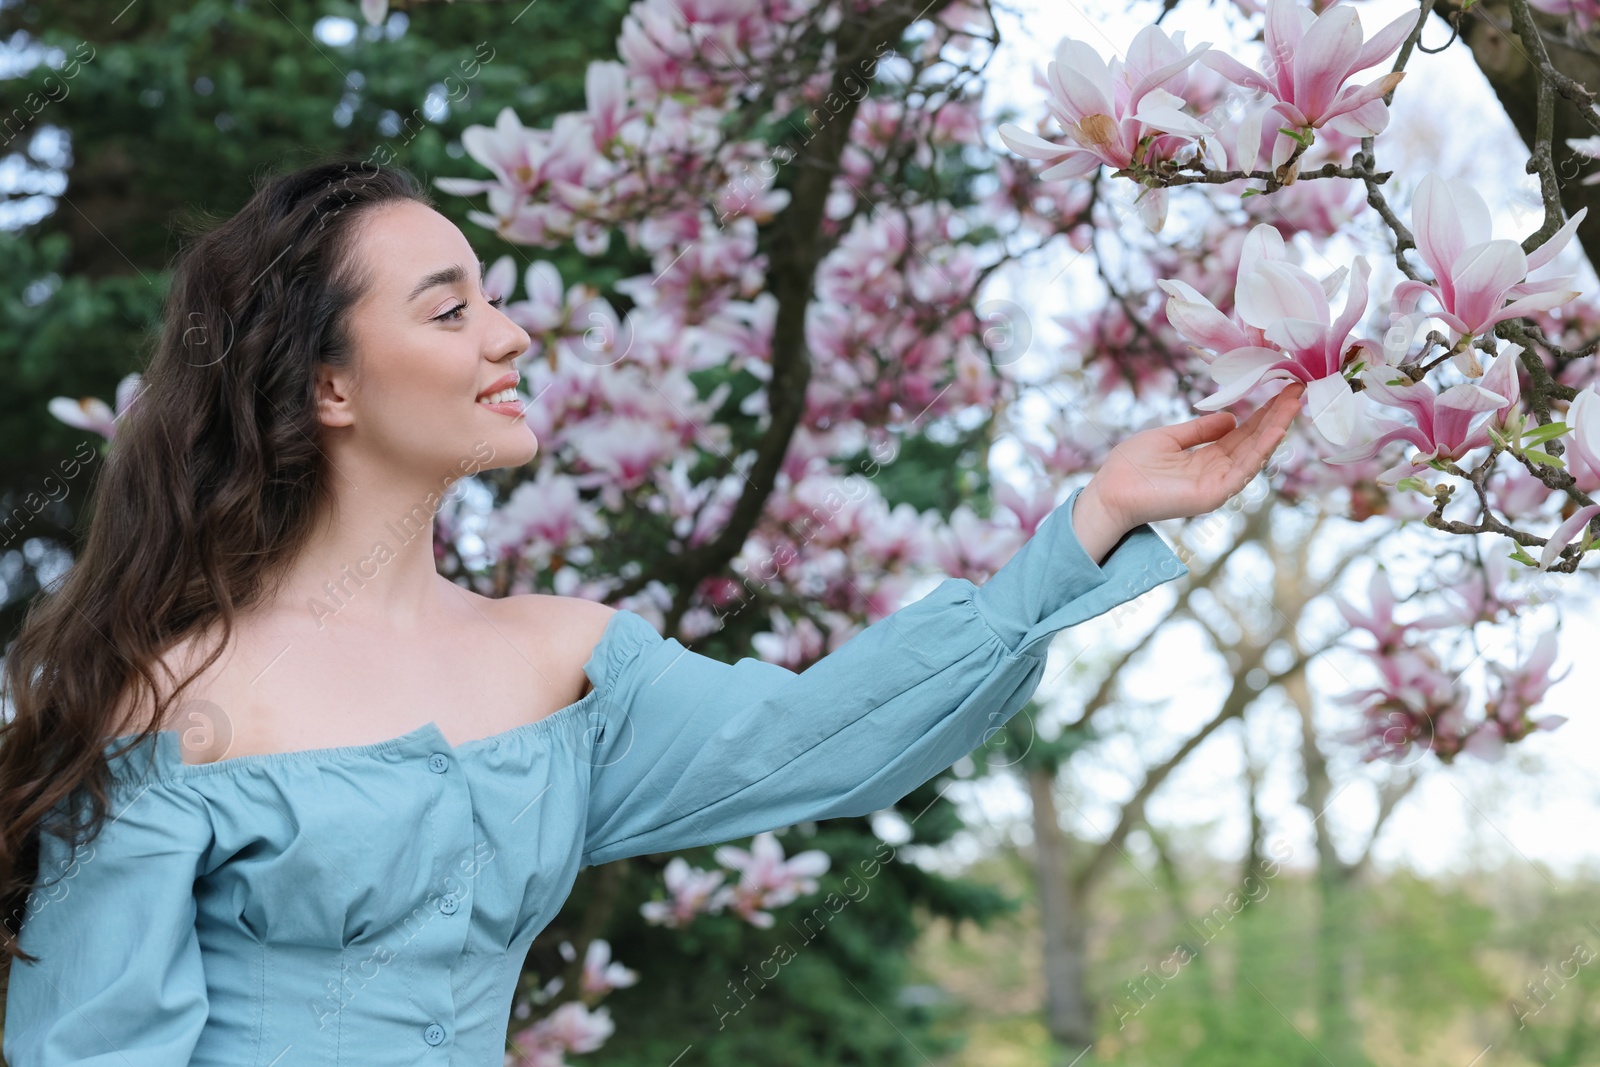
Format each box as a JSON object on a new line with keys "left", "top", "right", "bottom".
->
{"left": 411, "top": 737, "right": 472, "bottom": 1052}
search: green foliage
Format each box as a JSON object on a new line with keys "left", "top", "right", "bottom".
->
{"left": 916, "top": 848, "right": 1600, "bottom": 1067}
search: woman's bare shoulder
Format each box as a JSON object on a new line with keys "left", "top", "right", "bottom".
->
{"left": 102, "top": 627, "right": 231, "bottom": 743}
{"left": 494, "top": 593, "right": 618, "bottom": 694}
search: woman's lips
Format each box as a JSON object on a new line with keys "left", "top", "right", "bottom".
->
{"left": 478, "top": 397, "right": 525, "bottom": 418}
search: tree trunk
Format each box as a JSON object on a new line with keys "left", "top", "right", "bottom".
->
{"left": 1289, "top": 672, "right": 1369, "bottom": 1066}
{"left": 1443, "top": 0, "right": 1600, "bottom": 267}
{"left": 1028, "top": 765, "right": 1095, "bottom": 1051}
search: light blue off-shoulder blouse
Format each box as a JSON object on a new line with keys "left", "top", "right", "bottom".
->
{"left": 3, "top": 486, "right": 1187, "bottom": 1066}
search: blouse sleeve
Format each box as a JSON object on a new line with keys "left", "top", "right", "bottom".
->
{"left": 4, "top": 748, "right": 213, "bottom": 1066}
{"left": 578, "top": 485, "right": 1189, "bottom": 868}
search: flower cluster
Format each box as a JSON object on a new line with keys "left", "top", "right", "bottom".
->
{"left": 640, "top": 830, "right": 830, "bottom": 930}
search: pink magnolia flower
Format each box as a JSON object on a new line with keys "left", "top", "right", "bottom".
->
{"left": 1158, "top": 222, "right": 1382, "bottom": 445}
{"left": 483, "top": 468, "right": 607, "bottom": 566}
{"left": 711, "top": 830, "right": 830, "bottom": 928}
{"left": 1568, "top": 135, "right": 1600, "bottom": 184}
{"left": 1538, "top": 502, "right": 1600, "bottom": 570}
{"left": 1333, "top": 567, "right": 1455, "bottom": 654}
{"left": 639, "top": 856, "right": 728, "bottom": 928}
{"left": 930, "top": 504, "right": 1027, "bottom": 582}
{"left": 436, "top": 107, "right": 612, "bottom": 253}
{"left": 580, "top": 939, "right": 639, "bottom": 998}
{"left": 1202, "top": 0, "right": 1413, "bottom": 142}
{"left": 1472, "top": 629, "right": 1570, "bottom": 760}
{"left": 992, "top": 481, "right": 1060, "bottom": 537}
{"left": 997, "top": 26, "right": 1213, "bottom": 230}
{"left": 1324, "top": 346, "right": 1521, "bottom": 484}
{"left": 1565, "top": 384, "right": 1600, "bottom": 493}
{"left": 1532, "top": 0, "right": 1600, "bottom": 34}
{"left": 507, "top": 1002, "right": 615, "bottom": 1067}
{"left": 48, "top": 372, "right": 144, "bottom": 441}
{"left": 1395, "top": 173, "right": 1586, "bottom": 359}
{"left": 1338, "top": 640, "right": 1467, "bottom": 764}
{"left": 585, "top": 61, "right": 629, "bottom": 149}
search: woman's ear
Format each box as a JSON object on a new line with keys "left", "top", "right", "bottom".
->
{"left": 313, "top": 362, "right": 358, "bottom": 430}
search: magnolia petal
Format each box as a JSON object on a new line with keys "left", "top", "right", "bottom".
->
{"left": 1270, "top": 111, "right": 1302, "bottom": 170}
{"left": 1265, "top": 0, "right": 1308, "bottom": 85}
{"left": 1265, "top": 316, "right": 1328, "bottom": 352}
{"left": 484, "top": 255, "right": 518, "bottom": 303}
{"left": 1159, "top": 279, "right": 1251, "bottom": 353}
{"left": 1479, "top": 343, "right": 1524, "bottom": 420}
{"left": 1051, "top": 42, "right": 1117, "bottom": 120}
{"left": 1132, "top": 98, "right": 1214, "bottom": 137}
{"left": 1433, "top": 382, "right": 1510, "bottom": 449}
{"left": 1324, "top": 421, "right": 1434, "bottom": 463}
{"left": 1125, "top": 44, "right": 1213, "bottom": 113}
{"left": 1485, "top": 288, "right": 1581, "bottom": 330}
{"left": 1353, "top": 7, "right": 1419, "bottom": 72}
{"left": 1463, "top": 725, "right": 1508, "bottom": 763}
{"left": 1137, "top": 186, "right": 1170, "bottom": 232}
{"left": 1195, "top": 348, "right": 1300, "bottom": 409}
{"left": 1524, "top": 205, "right": 1590, "bottom": 273}
{"left": 1233, "top": 106, "right": 1268, "bottom": 172}
{"left": 1567, "top": 385, "right": 1600, "bottom": 485}
{"left": 1238, "top": 260, "right": 1328, "bottom": 329}
{"left": 1126, "top": 24, "right": 1187, "bottom": 90}
{"left": 1376, "top": 448, "right": 1434, "bottom": 486}
{"left": 1449, "top": 239, "right": 1529, "bottom": 333}
{"left": 1319, "top": 264, "right": 1350, "bottom": 303}
{"left": 1306, "top": 372, "right": 1360, "bottom": 446}
{"left": 1293, "top": 4, "right": 1365, "bottom": 122}
{"left": 1207, "top": 345, "right": 1297, "bottom": 381}
{"left": 996, "top": 123, "right": 1069, "bottom": 160}
{"left": 1391, "top": 279, "right": 1436, "bottom": 316}
{"left": 1539, "top": 502, "right": 1600, "bottom": 570}
{"left": 1359, "top": 366, "right": 1438, "bottom": 433}
{"left": 1410, "top": 173, "right": 1458, "bottom": 283}
{"left": 1040, "top": 153, "right": 1103, "bottom": 180}
{"left": 1317, "top": 71, "right": 1404, "bottom": 127}
{"left": 1237, "top": 222, "right": 1288, "bottom": 283}
{"left": 1198, "top": 50, "right": 1275, "bottom": 95}
{"left": 1366, "top": 567, "right": 1396, "bottom": 625}
{"left": 1505, "top": 272, "right": 1577, "bottom": 300}
{"left": 1326, "top": 96, "right": 1391, "bottom": 138}
{"left": 1328, "top": 256, "right": 1372, "bottom": 366}
{"left": 48, "top": 396, "right": 116, "bottom": 437}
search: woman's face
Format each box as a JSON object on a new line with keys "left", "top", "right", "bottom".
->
{"left": 316, "top": 199, "right": 536, "bottom": 477}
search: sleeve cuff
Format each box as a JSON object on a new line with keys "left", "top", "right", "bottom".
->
{"left": 971, "top": 484, "right": 1189, "bottom": 658}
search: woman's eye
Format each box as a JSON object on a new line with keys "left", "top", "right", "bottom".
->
{"left": 436, "top": 295, "right": 506, "bottom": 322}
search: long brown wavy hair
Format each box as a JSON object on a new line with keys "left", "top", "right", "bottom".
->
{"left": 0, "top": 156, "right": 436, "bottom": 982}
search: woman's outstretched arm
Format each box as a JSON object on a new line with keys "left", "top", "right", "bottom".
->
{"left": 575, "top": 383, "right": 1306, "bottom": 867}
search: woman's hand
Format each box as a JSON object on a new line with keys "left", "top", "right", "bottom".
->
{"left": 1074, "top": 382, "right": 1307, "bottom": 556}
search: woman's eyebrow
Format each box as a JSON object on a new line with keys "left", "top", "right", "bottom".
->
{"left": 406, "top": 259, "right": 486, "bottom": 303}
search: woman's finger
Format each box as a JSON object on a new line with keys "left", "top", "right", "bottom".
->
{"left": 1168, "top": 410, "right": 1238, "bottom": 450}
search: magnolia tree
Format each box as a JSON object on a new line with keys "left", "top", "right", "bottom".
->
{"left": 50, "top": 0, "right": 1593, "bottom": 1057}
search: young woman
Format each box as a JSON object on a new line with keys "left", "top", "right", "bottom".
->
{"left": 0, "top": 158, "right": 1304, "bottom": 1064}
